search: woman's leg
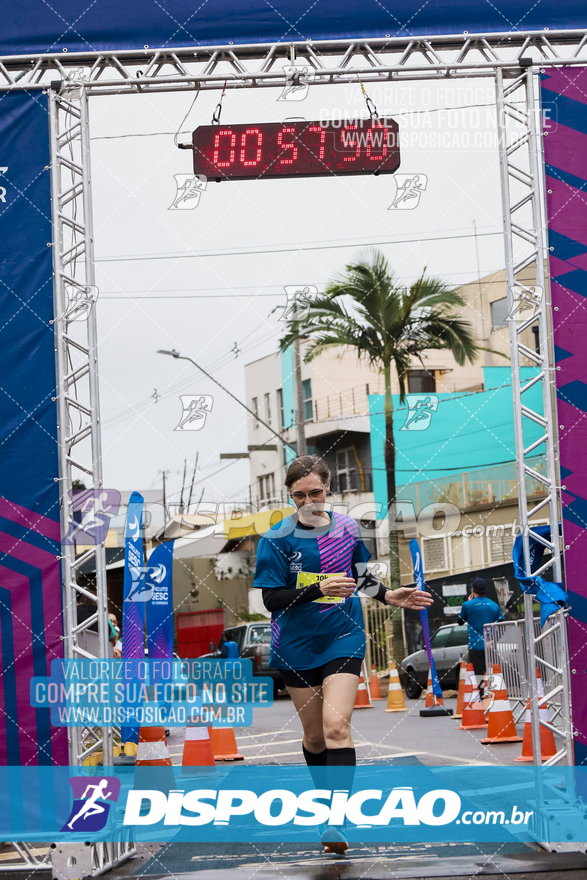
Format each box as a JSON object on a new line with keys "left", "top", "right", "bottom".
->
{"left": 287, "top": 685, "right": 326, "bottom": 754}
{"left": 321, "top": 672, "right": 360, "bottom": 750}
{"left": 319, "top": 673, "right": 360, "bottom": 855}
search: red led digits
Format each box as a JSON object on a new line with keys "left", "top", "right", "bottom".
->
{"left": 193, "top": 119, "right": 399, "bottom": 180}
{"left": 213, "top": 129, "right": 236, "bottom": 168}
{"left": 276, "top": 127, "right": 298, "bottom": 165}
{"left": 308, "top": 125, "right": 326, "bottom": 161}
{"left": 367, "top": 123, "right": 388, "bottom": 161}
{"left": 240, "top": 128, "right": 263, "bottom": 167}
{"left": 341, "top": 124, "right": 360, "bottom": 161}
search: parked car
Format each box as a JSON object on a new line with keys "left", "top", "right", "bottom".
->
{"left": 401, "top": 623, "right": 469, "bottom": 699}
{"left": 202, "top": 621, "right": 283, "bottom": 695}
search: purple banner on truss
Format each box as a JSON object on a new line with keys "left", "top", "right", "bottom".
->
{"left": 542, "top": 66, "right": 587, "bottom": 766}
{"left": 0, "top": 92, "right": 67, "bottom": 765}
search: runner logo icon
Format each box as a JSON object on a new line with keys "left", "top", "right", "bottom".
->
{"left": 61, "top": 776, "right": 120, "bottom": 832}
{"left": 400, "top": 394, "right": 439, "bottom": 431}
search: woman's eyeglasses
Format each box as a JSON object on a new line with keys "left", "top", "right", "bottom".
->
{"left": 290, "top": 489, "right": 326, "bottom": 502}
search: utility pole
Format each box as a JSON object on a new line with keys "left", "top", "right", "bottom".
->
{"left": 179, "top": 459, "right": 187, "bottom": 513}
{"left": 187, "top": 452, "right": 198, "bottom": 513}
{"left": 159, "top": 469, "right": 171, "bottom": 522}
{"left": 293, "top": 336, "right": 307, "bottom": 457}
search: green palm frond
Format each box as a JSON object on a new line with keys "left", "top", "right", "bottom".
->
{"left": 279, "top": 248, "right": 479, "bottom": 402}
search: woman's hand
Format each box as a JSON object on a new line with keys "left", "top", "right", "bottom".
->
{"left": 385, "top": 587, "right": 434, "bottom": 609}
{"left": 319, "top": 576, "right": 356, "bottom": 599}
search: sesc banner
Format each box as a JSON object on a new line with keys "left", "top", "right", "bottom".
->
{"left": 120, "top": 491, "right": 145, "bottom": 745}
{"left": 145, "top": 540, "right": 175, "bottom": 661}
{"left": 0, "top": 92, "right": 67, "bottom": 765}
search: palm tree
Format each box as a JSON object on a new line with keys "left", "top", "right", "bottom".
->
{"left": 280, "top": 249, "right": 479, "bottom": 590}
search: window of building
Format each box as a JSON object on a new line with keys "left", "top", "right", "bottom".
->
{"left": 302, "top": 378, "right": 313, "bottom": 422}
{"left": 252, "top": 397, "right": 259, "bottom": 429}
{"left": 335, "top": 448, "right": 357, "bottom": 493}
{"left": 277, "top": 388, "right": 284, "bottom": 430}
{"left": 423, "top": 536, "right": 447, "bottom": 572}
{"left": 407, "top": 370, "right": 436, "bottom": 393}
{"left": 491, "top": 297, "right": 509, "bottom": 329}
{"left": 488, "top": 527, "right": 515, "bottom": 563}
{"left": 259, "top": 473, "right": 275, "bottom": 503}
{"left": 264, "top": 392, "right": 271, "bottom": 425}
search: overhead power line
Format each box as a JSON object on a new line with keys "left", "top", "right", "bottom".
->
{"left": 96, "top": 230, "right": 501, "bottom": 264}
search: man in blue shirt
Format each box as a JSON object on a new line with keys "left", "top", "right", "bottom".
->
{"left": 457, "top": 577, "right": 503, "bottom": 698}
{"left": 220, "top": 634, "right": 240, "bottom": 659}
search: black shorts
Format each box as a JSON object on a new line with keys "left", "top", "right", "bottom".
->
{"left": 279, "top": 657, "right": 363, "bottom": 688}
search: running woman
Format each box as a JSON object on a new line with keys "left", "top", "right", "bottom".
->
{"left": 253, "top": 455, "right": 433, "bottom": 853}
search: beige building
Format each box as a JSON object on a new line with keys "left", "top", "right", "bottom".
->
{"left": 244, "top": 265, "right": 539, "bottom": 524}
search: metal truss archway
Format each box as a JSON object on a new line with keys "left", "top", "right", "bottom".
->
{"left": 0, "top": 27, "right": 585, "bottom": 865}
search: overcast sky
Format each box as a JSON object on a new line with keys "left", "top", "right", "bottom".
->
{"left": 89, "top": 76, "right": 507, "bottom": 511}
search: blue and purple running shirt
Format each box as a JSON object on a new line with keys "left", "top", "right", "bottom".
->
{"left": 253, "top": 511, "right": 371, "bottom": 671}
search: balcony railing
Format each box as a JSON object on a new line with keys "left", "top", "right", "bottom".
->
{"left": 396, "top": 456, "right": 546, "bottom": 513}
{"left": 314, "top": 383, "right": 382, "bottom": 422}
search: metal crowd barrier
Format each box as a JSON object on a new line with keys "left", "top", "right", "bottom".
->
{"left": 484, "top": 611, "right": 570, "bottom": 740}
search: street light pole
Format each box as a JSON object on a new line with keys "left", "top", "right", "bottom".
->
{"left": 157, "top": 349, "right": 298, "bottom": 455}
{"left": 293, "top": 337, "right": 307, "bottom": 457}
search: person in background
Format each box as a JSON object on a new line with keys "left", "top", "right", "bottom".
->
{"left": 220, "top": 633, "right": 240, "bottom": 659}
{"left": 457, "top": 577, "right": 503, "bottom": 699}
{"left": 108, "top": 612, "right": 122, "bottom": 659}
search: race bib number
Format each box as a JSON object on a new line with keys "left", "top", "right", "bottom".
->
{"left": 296, "top": 571, "right": 350, "bottom": 603}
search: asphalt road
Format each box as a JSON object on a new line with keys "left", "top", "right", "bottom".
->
{"left": 120, "top": 690, "right": 587, "bottom": 880}
{"left": 165, "top": 690, "right": 526, "bottom": 768}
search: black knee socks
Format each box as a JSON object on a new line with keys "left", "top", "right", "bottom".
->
{"left": 302, "top": 744, "right": 328, "bottom": 788}
{"left": 302, "top": 744, "right": 356, "bottom": 791}
{"left": 326, "top": 747, "right": 356, "bottom": 792}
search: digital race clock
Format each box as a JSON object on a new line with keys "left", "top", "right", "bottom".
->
{"left": 191, "top": 118, "right": 400, "bottom": 181}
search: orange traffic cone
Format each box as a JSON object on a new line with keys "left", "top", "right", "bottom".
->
{"left": 420, "top": 668, "right": 453, "bottom": 717}
{"left": 135, "top": 715, "right": 175, "bottom": 791}
{"left": 384, "top": 661, "right": 407, "bottom": 712}
{"left": 515, "top": 669, "right": 557, "bottom": 762}
{"left": 181, "top": 723, "right": 216, "bottom": 774}
{"left": 208, "top": 727, "right": 244, "bottom": 761}
{"left": 353, "top": 674, "right": 373, "bottom": 709}
{"left": 454, "top": 662, "right": 467, "bottom": 719}
{"left": 458, "top": 665, "right": 487, "bottom": 730}
{"left": 479, "top": 664, "right": 522, "bottom": 744}
{"left": 136, "top": 725, "right": 172, "bottom": 767}
{"left": 423, "top": 670, "right": 444, "bottom": 708}
{"left": 482, "top": 674, "right": 492, "bottom": 713}
{"left": 369, "top": 664, "right": 384, "bottom": 701}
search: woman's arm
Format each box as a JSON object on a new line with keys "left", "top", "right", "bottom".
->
{"left": 262, "top": 584, "right": 324, "bottom": 612}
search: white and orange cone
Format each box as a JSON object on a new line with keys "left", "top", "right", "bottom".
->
{"left": 134, "top": 711, "right": 175, "bottom": 791}
{"left": 181, "top": 722, "right": 216, "bottom": 775}
{"left": 423, "top": 669, "right": 444, "bottom": 708}
{"left": 454, "top": 662, "right": 467, "bottom": 719}
{"left": 369, "top": 664, "right": 384, "bottom": 701}
{"left": 353, "top": 673, "right": 373, "bottom": 709}
{"left": 515, "top": 668, "right": 557, "bottom": 762}
{"left": 385, "top": 661, "right": 407, "bottom": 712}
{"left": 420, "top": 667, "right": 453, "bottom": 717}
{"left": 458, "top": 664, "right": 487, "bottom": 730}
{"left": 208, "top": 727, "right": 244, "bottom": 761}
{"left": 479, "top": 664, "right": 522, "bottom": 744}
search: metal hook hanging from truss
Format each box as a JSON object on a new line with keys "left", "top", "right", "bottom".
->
{"left": 211, "top": 81, "right": 228, "bottom": 125}
{"left": 359, "top": 79, "right": 379, "bottom": 119}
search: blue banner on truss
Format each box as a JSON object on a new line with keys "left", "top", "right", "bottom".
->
{"left": 2, "top": 1, "right": 587, "bottom": 56}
